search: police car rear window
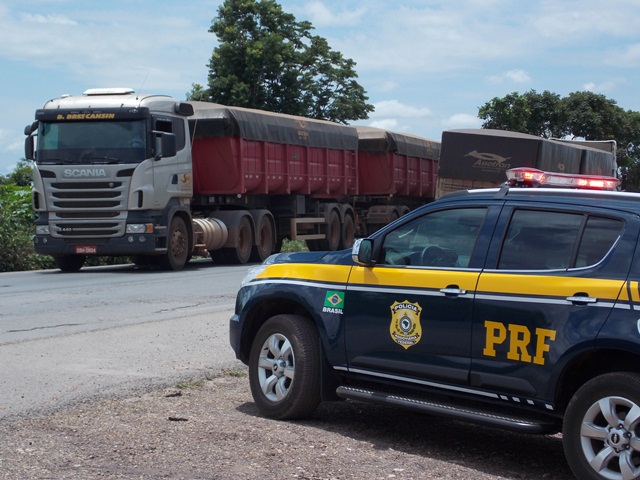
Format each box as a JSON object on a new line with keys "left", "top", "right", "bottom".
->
{"left": 498, "top": 210, "right": 623, "bottom": 271}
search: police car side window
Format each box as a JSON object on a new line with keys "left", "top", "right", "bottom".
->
{"left": 498, "top": 210, "right": 623, "bottom": 270}
{"left": 575, "top": 216, "right": 623, "bottom": 268}
{"left": 381, "top": 208, "right": 486, "bottom": 268}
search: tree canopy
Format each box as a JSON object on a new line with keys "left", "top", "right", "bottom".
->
{"left": 188, "top": 0, "right": 374, "bottom": 124}
{"left": 478, "top": 90, "right": 640, "bottom": 191}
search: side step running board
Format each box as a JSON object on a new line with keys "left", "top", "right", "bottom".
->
{"left": 336, "top": 385, "right": 559, "bottom": 434}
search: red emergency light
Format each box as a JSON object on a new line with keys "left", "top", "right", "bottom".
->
{"left": 506, "top": 168, "right": 620, "bottom": 191}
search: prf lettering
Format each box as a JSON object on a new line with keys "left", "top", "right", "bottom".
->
{"left": 483, "top": 320, "right": 557, "bottom": 366}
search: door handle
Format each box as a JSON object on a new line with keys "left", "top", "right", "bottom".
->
{"left": 566, "top": 295, "right": 597, "bottom": 304}
{"left": 440, "top": 286, "right": 467, "bottom": 296}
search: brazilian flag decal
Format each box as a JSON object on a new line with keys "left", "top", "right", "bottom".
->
{"left": 323, "top": 291, "right": 345, "bottom": 313}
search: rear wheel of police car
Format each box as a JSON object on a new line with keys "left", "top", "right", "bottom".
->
{"left": 249, "top": 314, "right": 321, "bottom": 419}
{"left": 564, "top": 372, "right": 640, "bottom": 480}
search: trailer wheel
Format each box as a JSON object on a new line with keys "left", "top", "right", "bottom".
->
{"left": 226, "top": 215, "right": 253, "bottom": 264}
{"left": 160, "top": 216, "right": 189, "bottom": 270}
{"left": 251, "top": 215, "right": 274, "bottom": 262}
{"left": 54, "top": 255, "right": 85, "bottom": 272}
{"left": 319, "top": 210, "right": 341, "bottom": 251}
{"left": 340, "top": 214, "right": 356, "bottom": 250}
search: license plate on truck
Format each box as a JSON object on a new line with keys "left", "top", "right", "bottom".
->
{"left": 75, "top": 246, "right": 97, "bottom": 254}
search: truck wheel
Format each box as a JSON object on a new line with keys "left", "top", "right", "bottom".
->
{"left": 248, "top": 314, "right": 321, "bottom": 419}
{"left": 250, "top": 215, "right": 274, "bottom": 262}
{"left": 340, "top": 214, "right": 356, "bottom": 250}
{"left": 563, "top": 372, "right": 640, "bottom": 480}
{"left": 226, "top": 215, "right": 253, "bottom": 264}
{"left": 54, "top": 255, "right": 85, "bottom": 272}
{"left": 319, "top": 210, "right": 341, "bottom": 251}
{"left": 160, "top": 216, "right": 189, "bottom": 270}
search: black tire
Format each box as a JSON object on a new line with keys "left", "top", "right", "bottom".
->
{"left": 340, "top": 213, "right": 356, "bottom": 250}
{"left": 250, "top": 215, "right": 274, "bottom": 262}
{"left": 160, "top": 216, "right": 189, "bottom": 270}
{"left": 563, "top": 372, "right": 640, "bottom": 480}
{"left": 53, "top": 255, "right": 85, "bottom": 272}
{"left": 226, "top": 216, "right": 253, "bottom": 264}
{"left": 248, "top": 314, "right": 321, "bottom": 419}
{"left": 319, "top": 210, "right": 341, "bottom": 251}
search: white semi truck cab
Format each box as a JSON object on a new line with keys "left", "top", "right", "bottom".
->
{"left": 24, "top": 88, "right": 200, "bottom": 271}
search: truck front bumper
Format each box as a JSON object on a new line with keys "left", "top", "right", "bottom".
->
{"left": 33, "top": 234, "right": 162, "bottom": 257}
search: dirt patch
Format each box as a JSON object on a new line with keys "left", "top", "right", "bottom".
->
{"left": 0, "top": 369, "right": 573, "bottom": 479}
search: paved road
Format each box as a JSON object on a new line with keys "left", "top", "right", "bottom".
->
{"left": 0, "top": 260, "right": 251, "bottom": 420}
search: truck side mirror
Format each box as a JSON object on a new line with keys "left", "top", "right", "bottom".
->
{"left": 24, "top": 121, "right": 38, "bottom": 136}
{"left": 24, "top": 121, "right": 37, "bottom": 161}
{"left": 153, "top": 131, "right": 177, "bottom": 160}
{"left": 352, "top": 238, "right": 375, "bottom": 266}
{"left": 24, "top": 136, "right": 35, "bottom": 160}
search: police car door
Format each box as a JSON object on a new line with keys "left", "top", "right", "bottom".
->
{"left": 471, "top": 204, "right": 634, "bottom": 406}
{"left": 343, "top": 206, "right": 492, "bottom": 387}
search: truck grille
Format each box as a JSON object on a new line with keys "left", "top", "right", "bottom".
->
{"left": 43, "top": 173, "right": 130, "bottom": 238}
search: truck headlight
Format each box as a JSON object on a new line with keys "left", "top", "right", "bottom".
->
{"left": 126, "top": 224, "right": 154, "bottom": 234}
{"left": 35, "top": 225, "right": 50, "bottom": 235}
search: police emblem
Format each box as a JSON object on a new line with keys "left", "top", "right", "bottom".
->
{"left": 389, "top": 300, "right": 423, "bottom": 349}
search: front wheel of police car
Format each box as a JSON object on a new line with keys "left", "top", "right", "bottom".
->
{"left": 563, "top": 372, "right": 640, "bottom": 480}
{"left": 249, "top": 314, "right": 321, "bottom": 420}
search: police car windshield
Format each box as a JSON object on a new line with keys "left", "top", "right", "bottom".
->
{"left": 35, "top": 120, "right": 147, "bottom": 165}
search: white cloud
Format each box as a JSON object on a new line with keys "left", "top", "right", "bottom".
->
{"left": 302, "top": 1, "right": 366, "bottom": 27}
{"left": 369, "top": 119, "right": 400, "bottom": 131}
{"left": 488, "top": 69, "right": 531, "bottom": 84}
{"left": 19, "top": 13, "right": 77, "bottom": 25}
{"left": 441, "top": 113, "right": 482, "bottom": 129}
{"left": 371, "top": 100, "right": 431, "bottom": 118}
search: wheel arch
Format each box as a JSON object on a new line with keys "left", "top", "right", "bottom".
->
{"left": 239, "top": 296, "right": 316, "bottom": 363}
{"left": 238, "top": 296, "right": 341, "bottom": 400}
{"left": 554, "top": 347, "right": 640, "bottom": 415}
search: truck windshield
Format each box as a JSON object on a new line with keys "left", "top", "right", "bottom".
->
{"left": 36, "top": 120, "right": 148, "bottom": 164}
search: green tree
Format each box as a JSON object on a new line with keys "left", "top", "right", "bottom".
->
{"left": 478, "top": 90, "right": 568, "bottom": 138}
{"left": 0, "top": 158, "right": 33, "bottom": 186}
{"left": 190, "top": 0, "right": 374, "bottom": 124}
{"left": 562, "top": 91, "right": 625, "bottom": 141}
{"left": 0, "top": 183, "right": 54, "bottom": 272}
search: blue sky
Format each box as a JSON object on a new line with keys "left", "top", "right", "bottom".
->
{"left": 1, "top": 0, "right": 639, "bottom": 175}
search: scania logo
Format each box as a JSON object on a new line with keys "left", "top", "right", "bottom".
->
{"left": 63, "top": 168, "right": 107, "bottom": 178}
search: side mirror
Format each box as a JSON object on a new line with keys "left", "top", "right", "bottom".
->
{"left": 24, "top": 121, "right": 38, "bottom": 136}
{"left": 352, "top": 238, "right": 375, "bottom": 266}
{"left": 25, "top": 136, "right": 35, "bottom": 160}
{"left": 153, "top": 131, "right": 177, "bottom": 160}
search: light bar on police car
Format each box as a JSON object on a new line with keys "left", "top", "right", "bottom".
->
{"left": 506, "top": 168, "right": 620, "bottom": 191}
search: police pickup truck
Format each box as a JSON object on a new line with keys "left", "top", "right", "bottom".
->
{"left": 230, "top": 168, "right": 639, "bottom": 480}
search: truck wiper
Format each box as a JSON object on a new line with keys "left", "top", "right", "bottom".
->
{"left": 83, "top": 156, "right": 123, "bottom": 164}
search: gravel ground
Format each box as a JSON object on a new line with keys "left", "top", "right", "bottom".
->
{"left": 0, "top": 368, "right": 574, "bottom": 480}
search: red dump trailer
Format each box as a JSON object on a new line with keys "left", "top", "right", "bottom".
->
{"left": 355, "top": 126, "right": 440, "bottom": 235}
{"left": 187, "top": 103, "right": 441, "bottom": 254}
